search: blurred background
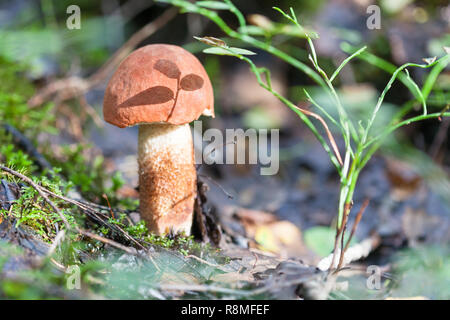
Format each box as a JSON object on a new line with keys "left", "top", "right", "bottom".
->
{"left": 0, "top": 0, "right": 449, "bottom": 299}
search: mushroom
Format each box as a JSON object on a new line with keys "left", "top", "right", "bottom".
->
{"left": 103, "top": 44, "right": 214, "bottom": 235}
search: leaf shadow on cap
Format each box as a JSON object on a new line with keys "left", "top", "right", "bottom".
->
{"left": 180, "top": 74, "right": 204, "bottom": 91}
{"left": 153, "top": 59, "right": 205, "bottom": 121}
{"left": 154, "top": 59, "right": 181, "bottom": 79}
{"left": 115, "top": 60, "right": 205, "bottom": 121}
{"left": 154, "top": 59, "right": 204, "bottom": 92}
{"left": 118, "top": 86, "right": 174, "bottom": 108}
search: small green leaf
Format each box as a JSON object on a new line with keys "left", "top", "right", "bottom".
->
{"left": 195, "top": 1, "right": 231, "bottom": 10}
{"left": 304, "top": 226, "right": 336, "bottom": 257}
{"left": 228, "top": 47, "right": 257, "bottom": 55}
{"left": 203, "top": 47, "right": 256, "bottom": 56}
{"left": 304, "top": 226, "right": 356, "bottom": 257}
{"left": 203, "top": 47, "right": 235, "bottom": 56}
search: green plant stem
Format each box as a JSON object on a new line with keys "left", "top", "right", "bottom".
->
{"left": 275, "top": 6, "right": 359, "bottom": 153}
{"left": 365, "top": 112, "right": 450, "bottom": 149}
{"left": 304, "top": 90, "right": 344, "bottom": 133}
{"left": 330, "top": 46, "right": 367, "bottom": 83}
{"left": 362, "top": 62, "right": 432, "bottom": 145}
{"left": 168, "top": 0, "right": 450, "bottom": 246}
{"left": 422, "top": 55, "right": 450, "bottom": 100}
{"left": 341, "top": 43, "right": 422, "bottom": 99}
{"left": 223, "top": 0, "right": 246, "bottom": 31}
{"left": 240, "top": 57, "right": 343, "bottom": 174}
{"left": 158, "top": 0, "right": 327, "bottom": 88}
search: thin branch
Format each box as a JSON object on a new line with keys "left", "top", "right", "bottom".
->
{"left": 0, "top": 165, "right": 151, "bottom": 261}
{"left": 342, "top": 199, "right": 369, "bottom": 256}
{"left": 80, "top": 230, "right": 137, "bottom": 255}
{"left": 328, "top": 207, "right": 348, "bottom": 274}
{"left": 337, "top": 199, "right": 369, "bottom": 271}
{"left": 293, "top": 104, "right": 343, "bottom": 166}
{"left": 158, "top": 271, "right": 322, "bottom": 297}
{"left": 185, "top": 255, "right": 222, "bottom": 268}
{"left": 0, "top": 164, "right": 71, "bottom": 229}
{"left": 2, "top": 124, "right": 53, "bottom": 171}
{"left": 28, "top": 7, "right": 178, "bottom": 108}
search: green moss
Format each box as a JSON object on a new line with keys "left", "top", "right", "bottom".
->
{"left": 0, "top": 57, "right": 137, "bottom": 241}
{"left": 49, "top": 144, "right": 129, "bottom": 206}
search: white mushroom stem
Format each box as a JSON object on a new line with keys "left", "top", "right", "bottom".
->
{"left": 138, "top": 123, "right": 196, "bottom": 235}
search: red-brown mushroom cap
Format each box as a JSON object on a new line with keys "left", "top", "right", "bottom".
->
{"left": 103, "top": 44, "right": 214, "bottom": 128}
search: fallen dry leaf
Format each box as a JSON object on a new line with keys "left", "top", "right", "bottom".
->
{"left": 402, "top": 207, "right": 441, "bottom": 246}
{"left": 385, "top": 157, "right": 422, "bottom": 201}
{"left": 234, "top": 209, "right": 307, "bottom": 258}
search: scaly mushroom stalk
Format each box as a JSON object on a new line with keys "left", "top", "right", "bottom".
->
{"left": 103, "top": 44, "right": 214, "bottom": 235}
{"left": 138, "top": 123, "right": 196, "bottom": 235}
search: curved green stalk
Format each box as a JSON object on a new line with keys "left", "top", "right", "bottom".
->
{"left": 161, "top": 0, "right": 450, "bottom": 250}
{"left": 330, "top": 46, "right": 367, "bottom": 83}
{"left": 364, "top": 112, "right": 450, "bottom": 149}
{"left": 158, "top": 0, "right": 327, "bottom": 88}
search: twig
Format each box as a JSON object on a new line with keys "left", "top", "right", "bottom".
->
{"left": 78, "top": 95, "right": 104, "bottom": 128}
{"left": 342, "top": 199, "right": 369, "bottom": 256}
{"left": 0, "top": 165, "right": 155, "bottom": 265}
{"left": 102, "top": 193, "right": 115, "bottom": 219}
{"left": 158, "top": 271, "right": 323, "bottom": 297}
{"left": 1, "top": 179, "right": 16, "bottom": 210}
{"left": 197, "top": 174, "right": 234, "bottom": 199}
{"left": 2, "top": 124, "right": 53, "bottom": 171}
{"left": 251, "top": 251, "right": 258, "bottom": 271}
{"left": 89, "top": 7, "right": 178, "bottom": 87}
{"left": 335, "top": 199, "right": 369, "bottom": 272}
{"left": 158, "top": 283, "right": 255, "bottom": 296}
{"left": 328, "top": 208, "right": 348, "bottom": 274}
{"left": 40, "top": 187, "right": 148, "bottom": 252}
{"left": 76, "top": 197, "right": 136, "bottom": 214}
{"left": 293, "top": 104, "right": 343, "bottom": 166}
{"left": 28, "top": 7, "right": 178, "bottom": 108}
{"left": 186, "top": 254, "right": 222, "bottom": 268}
{"left": 0, "top": 164, "right": 71, "bottom": 229}
{"left": 112, "top": 0, "right": 155, "bottom": 24}
{"left": 336, "top": 214, "right": 348, "bottom": 272}
{"left": 80, "top": 230, "right": 137, "bottom": 255}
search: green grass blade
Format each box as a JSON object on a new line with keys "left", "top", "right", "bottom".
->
{"left": 160, "top": 0, "right": 327, "bottom": 88}
{"left": 330, "top": 46, "right": 367, "bottom": 83}
{"left": 422, "top": 54, "right": 450, "bottom": 100}
{"left": 361, "top": 56, "right": 448, "bottom": 143}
